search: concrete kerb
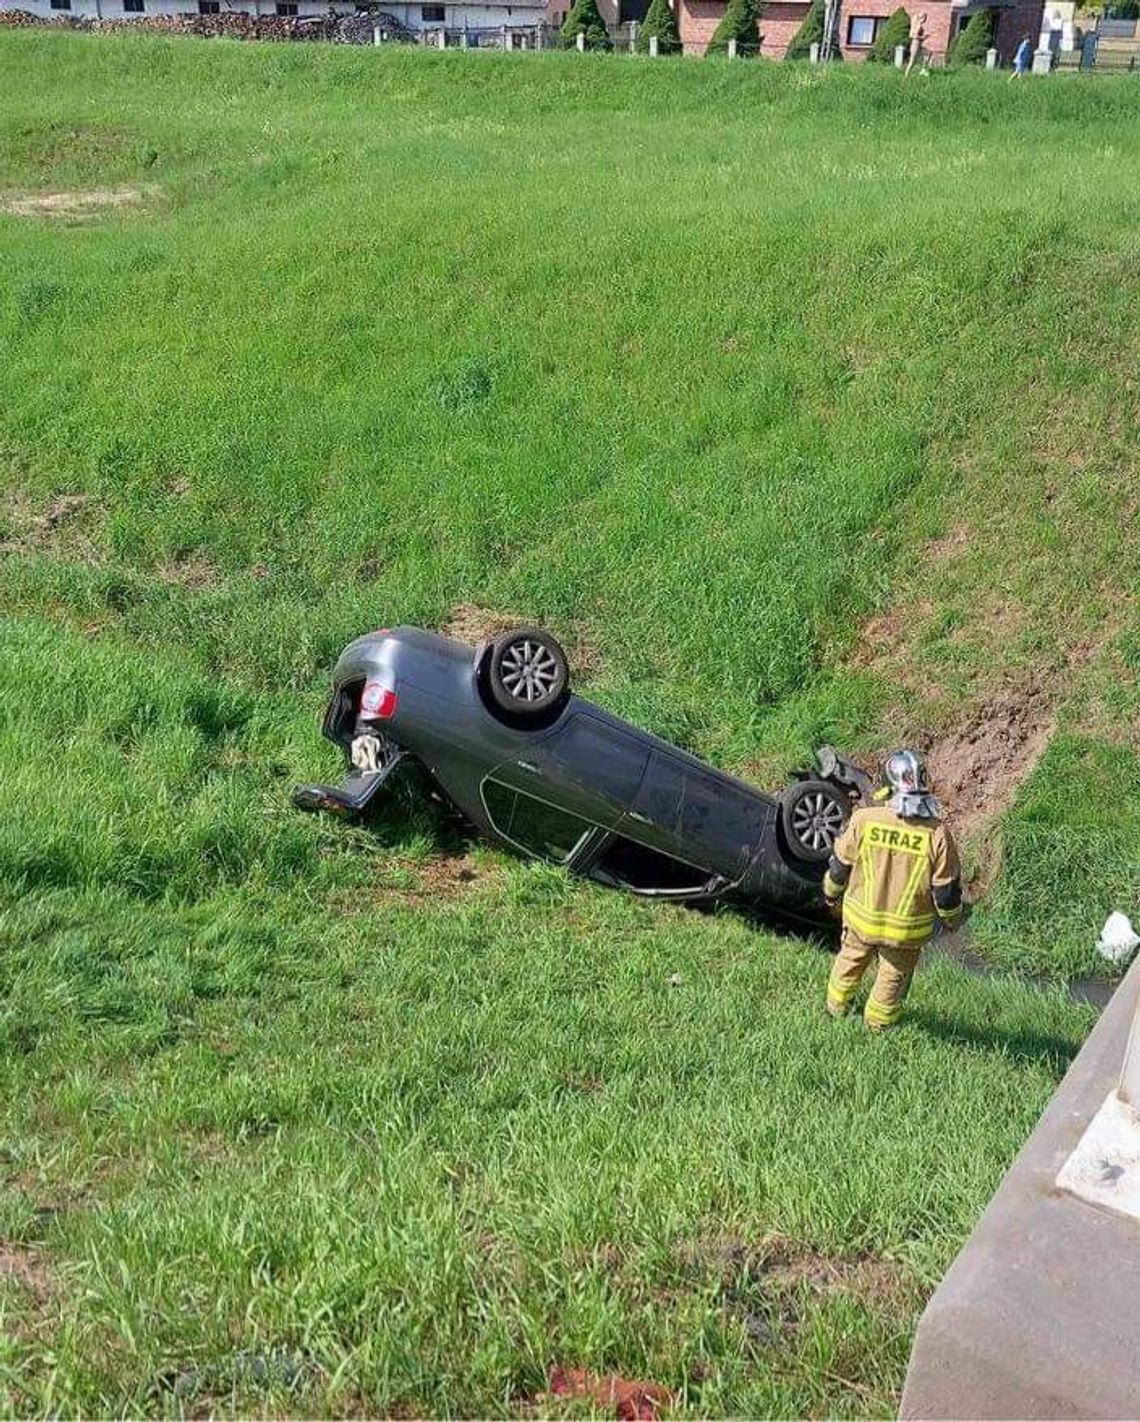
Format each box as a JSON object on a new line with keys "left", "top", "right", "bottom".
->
{"left": 901, "top": 949, "right": 1140, "bottom": 1420}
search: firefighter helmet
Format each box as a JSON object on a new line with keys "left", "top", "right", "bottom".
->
{"left": 883, "top": 749, "right": 930, "bottom": 796}
{"left": 883, "top": 749, "right": 940, "bottom": 819}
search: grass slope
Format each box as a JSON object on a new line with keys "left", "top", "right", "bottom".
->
{"left": 0, "top": 34, "right": 1138, "bottom": 1416}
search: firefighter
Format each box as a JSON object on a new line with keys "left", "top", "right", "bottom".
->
{"left": 823, "top": 750, "right": 962, "bottom": 1032}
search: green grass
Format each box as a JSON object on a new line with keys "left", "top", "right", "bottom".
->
{"left": 1, "top": 33, "right": 1139, "bottom": 1416}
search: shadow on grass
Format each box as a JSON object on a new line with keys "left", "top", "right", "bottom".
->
{"left": 903, "top": 1006, "right": 1082, "bottom": 1077}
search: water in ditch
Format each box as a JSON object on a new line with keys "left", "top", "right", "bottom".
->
{"left": 930, "top": 928, "right": 1119, "bottom": 1012}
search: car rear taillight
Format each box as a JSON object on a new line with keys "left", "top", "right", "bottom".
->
{"left": 360, "top": 678, "right": 398, "bottom": 720}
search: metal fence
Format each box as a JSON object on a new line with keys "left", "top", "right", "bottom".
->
{"left": 410, "top": 20, "right": 638, "bottom": 48}
{"left": 1054, "top": 28, "right": 1140, "bottom": 70}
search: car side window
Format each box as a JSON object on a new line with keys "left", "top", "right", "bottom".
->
{"left": 591, "top": 836, "right": 711, "bottom": 893}
{"left": 482, "top": 780, "right": 591, "bottom": 863}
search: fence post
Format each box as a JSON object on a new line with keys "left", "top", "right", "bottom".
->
{"left": 505, "top": 26, "right": 514, "bottom": 48}
{"left": 727, "top": 35, "right": 736, "bottom": 56}
{"left": 372, "top": 22, "right": 381, "bottom": 42}
{"left": 894, "top": 42, "right": 905, "bottom": 65}
{"left": 809, "top": 40, "right": 820, "bottom": 61}
{"left": 460, "top": 28, "right": 468, "bottom": 46}
{"left": 985, "top": 45, "right": 997, "bottom": 67}
{"left": 576, "top": 28, "right": 585, "bottom": 49}
{"left": 649, "top": 32, "right": 659, "bottom": 54}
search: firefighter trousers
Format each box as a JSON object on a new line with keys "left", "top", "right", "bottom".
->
{"left": 826, "top": 927, "right": 921, "bottom": 1031}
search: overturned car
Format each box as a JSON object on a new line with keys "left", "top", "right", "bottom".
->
{"left": 293, "top": 625, "right": 872, "bottom": 923}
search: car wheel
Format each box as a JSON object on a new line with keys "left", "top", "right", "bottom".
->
{"left": 484, "top": 627, "right": 569, "bottom": 721}
{"left": 781, "top": 779, "right": 850, "bottom": 864}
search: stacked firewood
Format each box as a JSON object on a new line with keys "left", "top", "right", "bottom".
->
{"left": 0, "top": 8, "right": 416, "bottom": 42}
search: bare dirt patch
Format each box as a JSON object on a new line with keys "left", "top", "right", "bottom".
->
{"left": 413, "top": 851, "right": 483, "bottom": 899}
{"left": 667, "top": 1230, "right": 915, "bottom": 1383}
{"left": 924, "top": 522, "right": 973, "bottom": 564}
{"left": 844, "top": 513, "right": 1107, "bottom": 868}
{"left": 442, "top": 602, "right": 522, "bottom": 645}
{"left": 0, "top": 490, "right": 102, "bottom": 562}
{"left": 750, "top": 1235, "right": 910, "bottom": 1310}
{"left": 927, "top": 687, "right": 1055, "bottom": 847}
{"left": 676, "top": 1231, "right": 910, "bottom": 1313}
{"left": 0, "top": 1242, "right": 51, "bottom": 1299}
{"left": 441, "top": 604, "right": 602, "bottom": 679}
{"left": 848, "top": 597, "right": 935, "bottom": 672}
{"left": 158, "top": 550, "right": 219, "bottom": 591}
{"left": 330, "top": 851, "right": 491, "bottom": 912}
{"left": 1, "top": 187, "right": 146, "bottom": 221}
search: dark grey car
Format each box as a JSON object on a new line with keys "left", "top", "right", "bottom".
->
{"left": 294, "top": 625, "right": 871, "bottom": 924}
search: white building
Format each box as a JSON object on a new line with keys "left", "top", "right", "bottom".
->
{"left": 1039, "top": 0, "right": 1075, "bottom": 51}
{"left": 373, "top": 0, "right": 545, "bottom": 26}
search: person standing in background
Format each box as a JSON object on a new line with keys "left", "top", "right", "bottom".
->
{"left": 905, "top": 12, "right": 930, "bottom": 74}
{"left": 1011, "top": 33, "right": 1034, "bottom": 76}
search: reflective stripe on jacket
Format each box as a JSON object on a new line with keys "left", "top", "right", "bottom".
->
{"left": 828, "top": 805, "right": 961, "bottom": 948}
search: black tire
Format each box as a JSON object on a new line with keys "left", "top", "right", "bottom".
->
{"left": 781, "top": 779, "right": 850, "bottom": 864}
{"left": 483, "top": 627, "right": 569, "bottom": 721}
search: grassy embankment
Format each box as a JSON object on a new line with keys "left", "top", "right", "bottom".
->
{"left": 2, "top": 34, "right": 1139, "bottom": 1416}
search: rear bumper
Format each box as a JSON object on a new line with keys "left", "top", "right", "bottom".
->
{"left": 292, "top": 749, "right": 412, "bottom": 822}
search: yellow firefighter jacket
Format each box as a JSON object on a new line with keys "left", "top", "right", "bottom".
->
{"left": 823, "top": 803, "right": 962, "bottom": 948}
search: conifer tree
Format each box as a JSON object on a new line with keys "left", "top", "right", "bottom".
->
{"left": 868, "top": 5, "right": 911, "bottom": 61}
{"left": 706, "top": 0, "right": 762, "bottom": 56}
{"left": 635, "top": 0, "right": 682, "bottom": 53}
{"left": 559, "top": 0, "right": 613, "bottom": 49}
{"left": 785, "top": 0, "right": 823, "bottom": 59}
{"left": 947, "top": 8, "right": 994, "bottom": 64}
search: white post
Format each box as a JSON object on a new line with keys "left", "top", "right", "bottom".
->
{"left": 576, "top": 27, "right": 585, "bottom": 48}
{"left": 629, "top": 17, "right": 638, "bottom": 48}
{"left": 809, "top": 39, "right": 820, "bottom": 61}
{"left": 727, "top": 35, "right": 736, "bottom": 55}
{"left": 460, "top": 28, "right": 468, "bottom": 46}
{"left": 505, "top": 26, "right": 513, "bottom": 47}
{"left": 649, "top": 32, "right": 658, "bottom": 54}
{"left": 985, "top": 45, "right": 998, "bottom": 67}
{"left": 437, "top": 26, "right": 446, "bottom": 46}
{"left": 373, "top": 22, "right": 381, "bottom": 42}
{"left": 894, "top": 42, "right": 905, "bottom": 65}
{"left": 520, "top": 31, "right": 527, "bottom": 47}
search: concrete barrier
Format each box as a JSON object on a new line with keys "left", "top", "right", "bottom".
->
{"left": 901, "top": 950, "right": 1140, "bottom": 1419}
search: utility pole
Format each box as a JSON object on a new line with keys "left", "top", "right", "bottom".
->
{"left": 819, "top": 0, "right": 841, "bottom": 59}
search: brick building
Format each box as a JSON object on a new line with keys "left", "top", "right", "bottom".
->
{"left": 677, "top": 0, "right": 1044, "bottom": 61}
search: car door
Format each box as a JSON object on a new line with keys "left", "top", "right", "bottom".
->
{"left": 489, "top": 711, "right": 650, "bottom": 829}
{"left": 622, "top": 750, "right": 774, "bottom": 886}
